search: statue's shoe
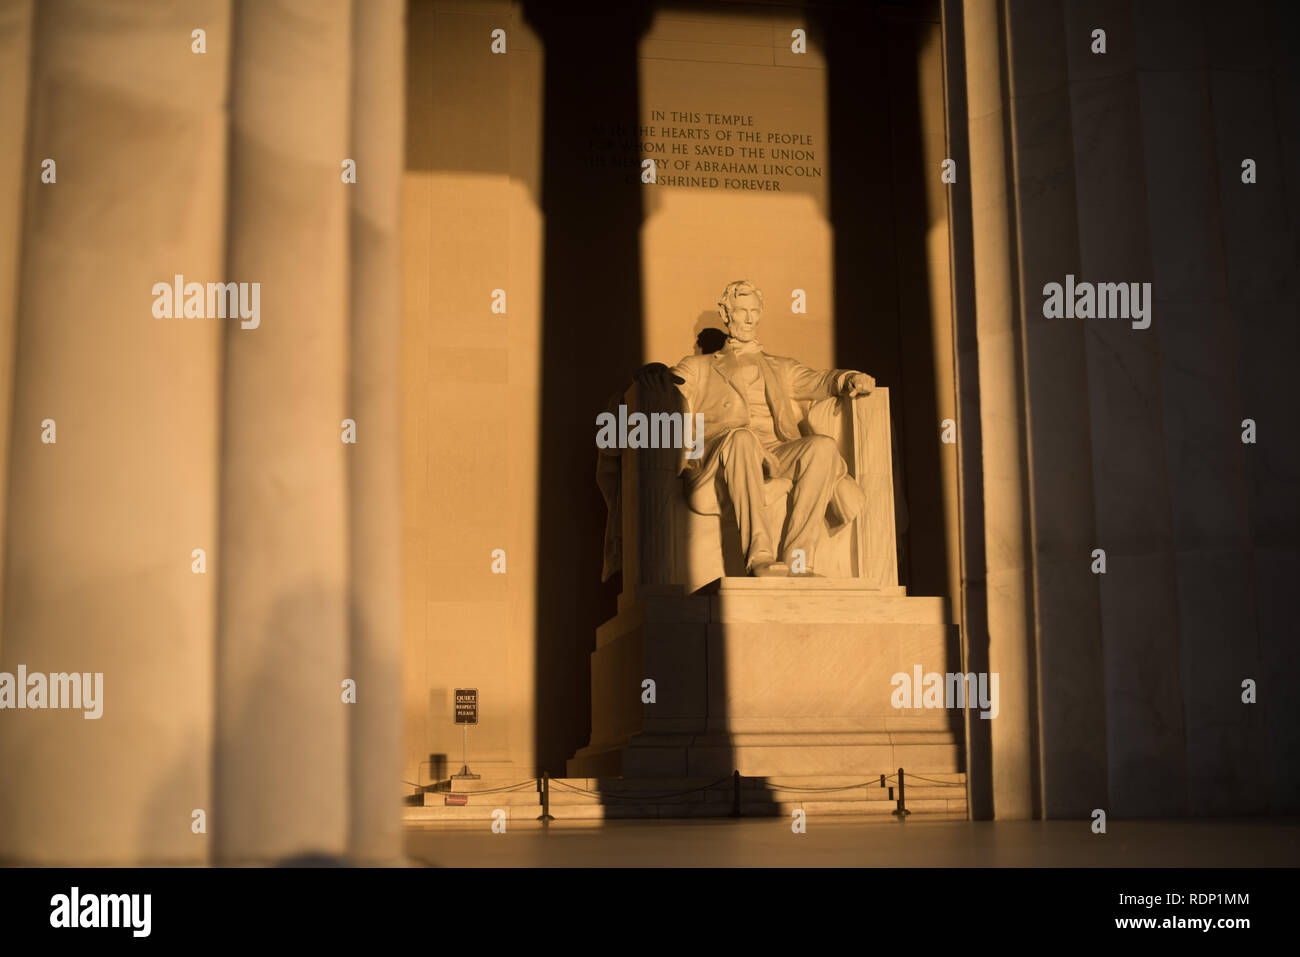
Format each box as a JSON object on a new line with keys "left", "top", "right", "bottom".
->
{"left": 748, "top": 560, "right": 789, "bottom": 577}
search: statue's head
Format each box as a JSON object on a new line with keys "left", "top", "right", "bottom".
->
{"left": 717, "top": 280, "right": 764, "bottom": 342}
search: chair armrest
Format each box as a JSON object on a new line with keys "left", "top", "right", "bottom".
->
{"left": 619, "top": 383, "right": 685, "bottom": 595}
{"left": 845, "top": 388, "right": 898, "bottom": 588}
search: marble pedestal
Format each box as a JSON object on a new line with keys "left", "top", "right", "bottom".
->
{"left": 567, "top": 577, "right": 963, "bottom": 779}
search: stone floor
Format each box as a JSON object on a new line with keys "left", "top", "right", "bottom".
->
{"left": 403, "top": 817, "right": 1300, "bottom": 867}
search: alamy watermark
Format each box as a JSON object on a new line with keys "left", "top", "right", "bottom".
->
{"left": 50, "top": 887, "right": 150, "bottom": 937}
{"left": 152, "top": 273, "right": 260, "bottom": 329}
{"left": 891, "top": 665, "right": 998, "bottom": 719}
{"left": 0, "top": 666, "right": 103, "bottom": 719}
{"left": 1042, "top": 274, "right": 1151, "bottom": 329}
{"left": 596, "top": 404, "right": 705, "bottom": 459}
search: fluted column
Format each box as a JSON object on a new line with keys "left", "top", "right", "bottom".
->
{"left": 346, "top": 0, "right": 404, "bottom": 862}
{"left": 1001, "top": 0, "right": 1109, "bottom": 818}
{"left": 961, "top": 0, "right": 1037, "bottom": 819}
{"left": 1134, "top": 0, "right": 1273, "bottom": 815}
{"left": 0, "top": 0, "right": 33, "bottom": 662}
{"left": 0, "top": 0, "right": 229, "bottom": 863}
{"left": 1064, "top": 0, "right": 1188, "bottom": 817}
{"left": 215, "top": 0, "right": 353, "bottom": 862}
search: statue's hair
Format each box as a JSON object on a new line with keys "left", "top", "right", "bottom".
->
{"left": 717, "top": 280, "right": 764, "bottom": 321}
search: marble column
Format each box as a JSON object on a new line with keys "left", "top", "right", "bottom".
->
{"left": 346, "top": 0, "right": 404, "bottom": 863}
{"left": 0, "top": 0, "right": 407, "bottom": 863}
{"left": 916, "top": 22, "right": 964, "bottom": 635}
{"left": 0, "top": 0, "right": 230, "bottom": 863}
{"left": 215, "top": 0, "right": 354, "bottom": 862}
{"left": 1001, "top": 0, "right": 1111, "bottom": 819}
{"left": 941, "top": 0, "right": 1297, "bottom": 821}
{"left": 960, "top": 0, "right": 1038, "bottom": 819}
{"left": 941, "top": 0, "right": 992, "bottom": 820}
{"left": 1206, "top": 0, "right": 1300, "bottom": 815}
{"left": 1252, "top": 0, "right": 1300, "bottom": 813}
{"left": 1133, "top": 0, "right": 1277, "bottom": 815}
{"left": 0, "top": 0, "right": 33, "bottom": 663}
{"left": 1064, "top": 0, "right": 1189, "bottom": 818}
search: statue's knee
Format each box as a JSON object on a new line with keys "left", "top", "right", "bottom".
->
{"left": 720, "top": 429, "right": 761, "bottom": 463}
{"left": 807, "top": 434, "right": 837, "bottom": 459}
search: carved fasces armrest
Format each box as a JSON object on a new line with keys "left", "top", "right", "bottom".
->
{"left": 598, "top": 381, "right": 685, "bottom": 585}
{"left": 799, "top": 389, "right": 899, "bottom": 587}
{"left": 845, "top": 388, "right": 898, "bottom": 588}
{"left": 618, "top": 382, "right": 689, "bottom": 590}
{"left": 617, "top": 381, "right": 689, "bottom": 470}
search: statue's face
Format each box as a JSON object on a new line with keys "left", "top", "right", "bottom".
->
{"left": 725, "top": 292, "right": 762, "bottom": 341}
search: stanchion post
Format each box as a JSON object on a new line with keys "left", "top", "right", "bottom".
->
{"left": 729, "top": 770, "right": 741, "bottom": 818}
{"left": 893, "top": 766, "right": 910, "bottom": 819}
{"left": 537, "top": 772, "right": 556, "bottom": 823}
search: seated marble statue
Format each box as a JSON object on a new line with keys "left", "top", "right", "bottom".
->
{"left": 633, "top": 280, "right": 875, "bottom": 577}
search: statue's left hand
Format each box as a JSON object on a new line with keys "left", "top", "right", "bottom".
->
{"left": 844, "top": 372, "right": 876, "bottom": 396}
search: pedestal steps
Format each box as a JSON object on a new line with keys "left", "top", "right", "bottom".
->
{"left": 402, "top": 773, "right": 967, "bottom": 823}
{"left": 569, "top": 578, "right": 965, "bottom": 781}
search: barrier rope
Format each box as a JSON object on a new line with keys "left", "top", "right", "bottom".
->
{"left": 405, "top": 770, "right": 965, "bottom": 801}
{"left": 897, "top": 773, "right": 965, "bottom": 788}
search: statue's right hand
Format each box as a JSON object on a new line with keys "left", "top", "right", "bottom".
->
{"left": 633, "top": 362, "right": 685, "bottom": 393}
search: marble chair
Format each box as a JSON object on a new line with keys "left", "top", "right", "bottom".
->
{"left": 604, "top": 381, "right": 903, "bottom": 603}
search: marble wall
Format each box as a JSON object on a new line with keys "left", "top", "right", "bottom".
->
{"left": 953, "top": 0, "right": 1298, "bottom": 818}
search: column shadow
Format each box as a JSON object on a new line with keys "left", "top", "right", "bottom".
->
{"left": 523, "top": 1, "right": 655, "bottom": 777}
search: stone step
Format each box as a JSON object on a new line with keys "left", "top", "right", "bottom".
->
{"left": 423, "top": 788, "right": 543, "bottom": 807}
{"left": 699, "top": 785, "right": 962, "bottom": 802}
{"left": 421, "top": 787, "right": 964, "bottom": 808}
{"left": 413, "top": 774, "right": 966, "bottom": 810}
{"left": 421, "top": 771, "right": 963, "bottom": 791}
{"left": 554, "top": 784, "right": 959, "bottom": 802}
{"left": 403, "top": 797, "right": 966, "bottom": 823}
{"left": 419, "top": 779, "right": 538, "bottom": 794}
{"left": 554, "top": 773, "right": 964, "bottom": 789}
{"left": 419, "top": 794, "right": 967, "bottom": 816}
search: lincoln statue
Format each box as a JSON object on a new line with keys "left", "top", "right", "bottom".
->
{"left": 633, "top": 280, "right": 876, "bottom": 577}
